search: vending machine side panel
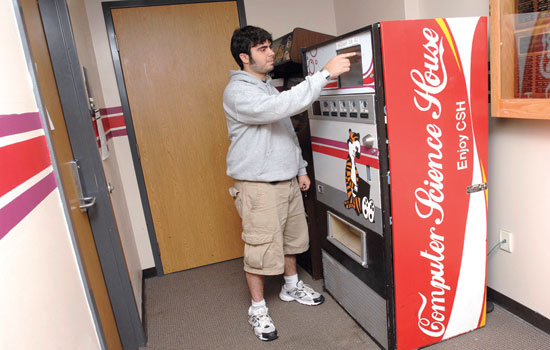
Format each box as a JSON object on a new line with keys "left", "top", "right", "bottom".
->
{"left": 381, "top": 17, "right": 488, "bottom": 350}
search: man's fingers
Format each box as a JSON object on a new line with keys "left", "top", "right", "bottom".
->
{"left": 339, "top": 52, "right": 357, "bottom": 58}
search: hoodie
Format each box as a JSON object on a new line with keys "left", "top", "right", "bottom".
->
{"left": 223, "top": 70, "right": 327, "bottom": 182}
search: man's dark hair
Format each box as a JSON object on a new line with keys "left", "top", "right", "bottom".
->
{"left": 230, "top": 26, "right": 272, "bottom": 69}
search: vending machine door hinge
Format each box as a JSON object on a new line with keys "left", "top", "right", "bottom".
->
{"left": 466, "top": 182, "right": 487, "bottom": 194}
{"left": 387, "top": 171, "right": 390, "bottom": 185}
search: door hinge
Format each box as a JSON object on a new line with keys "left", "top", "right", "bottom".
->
{"left": 136, "top": 143, "right": 140, "bottom": 159}
{"left": 467, "top": 182, "right": 487, "bottom": 194}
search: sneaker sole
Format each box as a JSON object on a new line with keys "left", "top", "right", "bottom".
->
{"left": 255, "top": 329, "right": 278, "bottom": 341}
{"left": 249, "top": 319, "right": 278, "bottom": 341}
{"left": 279, "top": 292, "right": 325, "bottom": 306}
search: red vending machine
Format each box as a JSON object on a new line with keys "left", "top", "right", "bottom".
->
{"left": 303, "top": 17, "right": 488, "bottom": 349}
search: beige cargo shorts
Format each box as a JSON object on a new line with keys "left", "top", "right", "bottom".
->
{"left": 229, "top": 178, "right": 309, "bottom": 275}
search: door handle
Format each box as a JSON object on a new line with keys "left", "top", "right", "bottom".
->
{"left": 80, "top": 196, "right": 96, "bottom": 210}
{"left": 467, "top": 182, "right": 487, "bottom": 194}
{"left": 69, "top": 160, "right": 97, "bottom": 212}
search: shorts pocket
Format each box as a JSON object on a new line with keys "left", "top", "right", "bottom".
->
{"left": 242, "top": 231, "right": 273, "bottom": 269}
{"left": 229, "top": 186, "right": 243, "bottom": 217}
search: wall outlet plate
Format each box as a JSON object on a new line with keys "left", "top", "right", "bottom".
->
{"left": 499, "top": 229, "right": 512, "bottom": 253}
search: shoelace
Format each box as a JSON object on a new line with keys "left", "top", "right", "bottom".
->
{"left": 250, "top": 308, "right": 273, "bottom": 328}
{"left": 290, "top": 281, "right": 317, "bottom": 296}
{"left": 252, "top": 313, "right": 273, "bottom": 329}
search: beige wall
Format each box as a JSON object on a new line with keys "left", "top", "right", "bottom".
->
{"left": 244, "top": 0, "right": 337, "bottom": 38}
{"left": 334, "top": 0, "right": 405, "bottom": 35}
{"left": 416, "top": 0, "right": 489, "bottom": 19}
{"left": 0, "top": 1, "right": 100, "bottom": 348}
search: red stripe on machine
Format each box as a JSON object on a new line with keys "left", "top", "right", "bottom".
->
{"left": 312, "top": 144, "right": 379, "bottom": 169}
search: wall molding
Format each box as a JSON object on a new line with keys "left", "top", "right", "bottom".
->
{"left": 488, "top": 287, "right": 550, "bottom": 334}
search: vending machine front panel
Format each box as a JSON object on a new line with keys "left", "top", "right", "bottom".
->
{"left": 303, "top": 17, "right": 487, "bottom": 350}
{"left": 381, "top": 17, "right": 488, "bottom": 350}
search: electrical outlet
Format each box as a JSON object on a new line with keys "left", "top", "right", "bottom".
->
{"left": 499, "top": 230, "right": 513, "bottom": 253}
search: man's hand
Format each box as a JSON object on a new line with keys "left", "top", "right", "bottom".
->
{"left": 323, "top": 52, "right": 356, "bottom": 78}
{"left": 297, "top": 175, "right": 311, "bottom": 192}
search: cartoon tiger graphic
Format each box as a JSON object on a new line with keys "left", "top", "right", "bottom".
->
{"left": 344, "top": 129, "right": 362, "bottom": 215}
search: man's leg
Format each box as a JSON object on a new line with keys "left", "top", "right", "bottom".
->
{"left": 245, "top": 271, "right": 277, "bottom": 341}
{"left": 278, "top": 179, "right": 324, "bottom": 306}
{"left": 283, "top": 254, "right": 297, "bottom": 276}
{"left": 280, "top": 254, "right": 324, "bottom": 305}
{"left": 245, "top": 272, "right": 264, "bottom": 302}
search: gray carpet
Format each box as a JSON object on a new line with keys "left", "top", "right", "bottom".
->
{"left": 140, "top": 258, "right": 550, "bottom": 349}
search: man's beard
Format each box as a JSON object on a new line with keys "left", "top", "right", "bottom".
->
{"left": 249, "top": 56, "right": 273, "bottom": 74}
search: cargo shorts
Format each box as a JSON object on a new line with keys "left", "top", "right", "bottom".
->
{"left": 229, "top": 178, "right": 309, "bottom": 275}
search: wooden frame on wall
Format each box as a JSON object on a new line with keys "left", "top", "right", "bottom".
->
{"left": 490, "top": 0, "right": 550, "bottom": 119}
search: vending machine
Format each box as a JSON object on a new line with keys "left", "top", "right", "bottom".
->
{"left": 302, "top": 17, "right": 488, "bottom": 350}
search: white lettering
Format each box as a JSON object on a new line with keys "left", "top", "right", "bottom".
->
{"left": 413, "top": 26, "right": 450, "bottom": 339}
{"left": 410, "top": 28, "right": 448, "bottom": 120}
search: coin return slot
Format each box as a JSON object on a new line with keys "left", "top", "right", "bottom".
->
{"left": 327, "top": 211, "right": 367, "bottom": 267}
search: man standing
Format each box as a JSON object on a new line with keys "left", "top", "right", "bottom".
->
{"left": 223, "top": 25, "right": 354, "bottom": 341}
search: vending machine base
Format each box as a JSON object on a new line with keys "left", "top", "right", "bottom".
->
{"left": 323, "top": 250, "right": 388, "bottom": 348}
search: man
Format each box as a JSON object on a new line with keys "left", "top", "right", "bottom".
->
{"left": 223, "top": 25, "right": 354, "bottom": 341}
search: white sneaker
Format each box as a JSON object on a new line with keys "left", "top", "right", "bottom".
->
{"left": 248, "top": 306, "right": 278, "bottom": 341}
{"left": 279, "top": 280, "right": 325, "bottom": 306}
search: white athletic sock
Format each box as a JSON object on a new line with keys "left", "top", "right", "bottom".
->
{"left": 284, "top": 274, "right": 299, "bottom": 290}
{"left": 251, "top": 299, "right": 266, "bottom": 310}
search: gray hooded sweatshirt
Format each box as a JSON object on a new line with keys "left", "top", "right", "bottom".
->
{"left": 223, "top": 70, "right": 327, "bottom": 182}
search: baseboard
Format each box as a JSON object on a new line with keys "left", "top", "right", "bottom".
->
{"left": 143, "top": 267, "right": 157, "bottom": 279}
{"left": 140, "top": 268, "right": 157, "bottom": 346}
{"left": 487, "top": 287, "right": 550, "bottom": 334}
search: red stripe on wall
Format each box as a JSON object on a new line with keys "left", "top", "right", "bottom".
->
{"left": 312, "top": 144, "right": 379, "bottom": 169}
{"left": 0, "top": 136, "right": 51, "bottom": 197}
{"left": 105, "top": 115, "right": 125, "bottom": 129}
{"left": 99, "top": 106, "right": 123, "bottom": 115}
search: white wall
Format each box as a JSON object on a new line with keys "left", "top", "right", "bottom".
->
{"left": 333, "top": 0, "right": 405, "bottom": 35}
{"left": 416, "top": 0, "right": 489, "bottom": 19}
{"left": 0, "top": 1, "right": 100, "bottom": 348}
{"left": 333, "top": 0, "right": 550, "bottom": 319}
{"left": 244, "top": 0, "right": 337, "bottom": 38}
{"left": 488, "top": 117, "right": 550, "bottom": 318}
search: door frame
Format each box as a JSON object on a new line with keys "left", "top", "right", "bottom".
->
{"left": 30, "top": 0, "right": 146, "bottom": 348}
{"left": 102, "top": 0, "right": 247, "bottom": 276}
{"left": 11, "top": 2, "right": 107, "bottom": 348}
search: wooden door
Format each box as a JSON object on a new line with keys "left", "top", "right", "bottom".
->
{"left": 20, "top": 1, "right": 121, "bottom": 348}
{"left": 111, "top": 2, "right": 243, "bottom": 273}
